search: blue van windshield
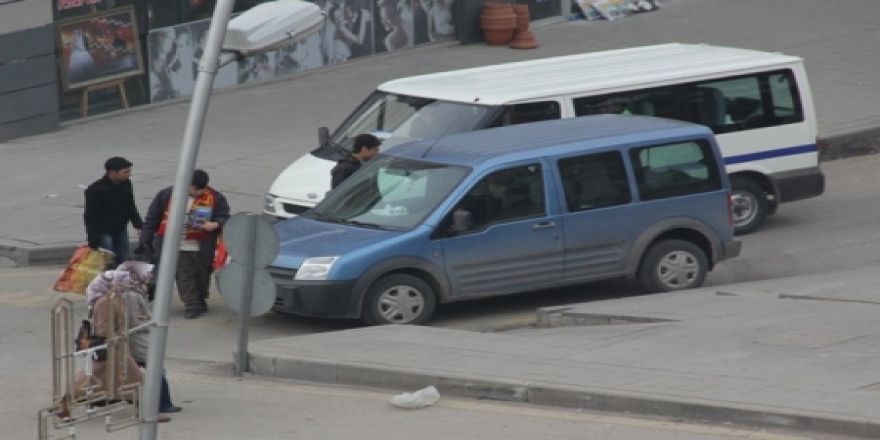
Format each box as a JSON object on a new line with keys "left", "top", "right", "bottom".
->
{"left": 307, "top": 156, "right": 470, "bottom": 231}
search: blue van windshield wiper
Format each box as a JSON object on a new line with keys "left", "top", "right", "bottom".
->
{"left": 308, "top": 212, "right": 343, "bottom": 224}
{"left": 339, "top": 219, "right": 388, "bottom": 230}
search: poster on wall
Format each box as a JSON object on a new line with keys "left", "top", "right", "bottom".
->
{"left": 56, "top": 6, "right": 144, "bottom": 91}
{"left": 516, "top": 0, "right": 560, "bottom": 20}
{"left": 147, "top": 0, "right": 455, "bottom": 103}
{"left": 148, "top": 18, "right": 237, "bottom": 103}
{"left": 319, "top": 0, "right": 453, "bottom": 59}
{"left": 576, "top": 0, "right": 659, "bottom": 21}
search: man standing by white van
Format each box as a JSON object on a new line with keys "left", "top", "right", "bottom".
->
{"left": 330, "top": 133, "right": 381, "bottom": 189}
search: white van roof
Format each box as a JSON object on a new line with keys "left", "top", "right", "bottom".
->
{"left": 378, "top": 43, "right": 802, "bottom": 105}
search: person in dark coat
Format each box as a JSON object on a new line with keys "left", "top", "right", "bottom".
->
{"left": 84, "top": 156, "right": 144, "bottom": 266}
{"left": 330, "top": 133, "right": 381, "bottom": 189}
{"left": 139, "top": 169, "right": 230, "bottom": 319}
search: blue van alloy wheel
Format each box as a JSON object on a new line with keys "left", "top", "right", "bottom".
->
{"left": 363, "top": 274, "right": 437, "bottom": 325}
{"left": 639, "top": 239, "right": 708, "bottom": 292}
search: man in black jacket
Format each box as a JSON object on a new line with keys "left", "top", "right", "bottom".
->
{"left": 83, "top": 156, "right": 143, "bottom": 266}
{"left": 330, "top": 133, "right": 381, "bottom": 189}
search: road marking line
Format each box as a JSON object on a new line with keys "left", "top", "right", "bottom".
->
{"left": 169, "top": 372, "right": 811, "bottom": 440}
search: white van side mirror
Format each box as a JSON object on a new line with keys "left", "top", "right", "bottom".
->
{"left": 223, "top": 0, "right": 324, "bottom": 55}
{"left": 318, "top": 126, "right": 330, "bottom": 148}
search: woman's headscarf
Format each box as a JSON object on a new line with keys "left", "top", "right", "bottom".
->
{"left": 86, "top": 261, "right": 155, "bottom": 309}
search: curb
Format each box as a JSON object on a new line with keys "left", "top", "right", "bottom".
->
{"left": 248, "top": 351, "right": 880, "bottom": 438}
{"left": 0, "top": 243, "right": 78, "bottom": 267}
{"left": 819, "top": 128, "right": 880, "bottom": 161}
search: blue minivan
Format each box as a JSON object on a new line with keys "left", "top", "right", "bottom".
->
{"left": 270, "top": 115, "right": 741, "bottom": 325}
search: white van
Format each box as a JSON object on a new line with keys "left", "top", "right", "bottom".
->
{"left": 264, "top": 43, "right": 824, "bottom": 234}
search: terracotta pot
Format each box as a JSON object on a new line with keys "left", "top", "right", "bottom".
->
{"left": 509, "top": 29, "right": 539, "bottom": 49}
{"left": 480, "top": 2, "right": 516, "bottom": 46}
{"left": 509, "top": 3, "right": 538, "bottom": 49}
{"left": 512, "top": 4, "right": 530, "bottom": 32}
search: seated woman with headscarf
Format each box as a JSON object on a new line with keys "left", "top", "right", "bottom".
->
{"left": 55, "top": 263, "right": 168, "bottom": 422}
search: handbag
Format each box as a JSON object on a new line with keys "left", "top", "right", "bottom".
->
{"left": 53, "top": 245, "right": 115, "bottom": 294}
{"left": 213, "top": 235, "right": 229, "bottom": 271}
{"left": 74, "top": 319, "right": 107, "bottom": 361}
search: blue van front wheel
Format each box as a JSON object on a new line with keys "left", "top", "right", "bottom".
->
{"left": 362, "top": 274, "right": 437, "bottom": 325}
{"left": 638, "top": 239, "right": 708, "bottom": 292}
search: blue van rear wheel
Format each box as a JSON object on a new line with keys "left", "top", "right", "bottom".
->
{"left": 362, "top": 274, "right": 437, "bottom": 325}
{"left": 638, "top": 239, "right": 708, "bottom": 292}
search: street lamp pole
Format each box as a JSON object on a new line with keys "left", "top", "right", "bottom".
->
{"left": 139, "top": 0, "right": 236, "bottom": 438}
{"left": 137, "top": 1, "right": 322, "bottom": 437}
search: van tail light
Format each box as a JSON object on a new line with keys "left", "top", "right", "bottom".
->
{"left": 727, "top": 192, "right": 734, "bottom": 227}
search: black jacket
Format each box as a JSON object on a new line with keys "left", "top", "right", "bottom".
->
{"left": 139, "top": 186, "right": 231, "bottom": 270}
{"left": 330, "top": 156, "right": 362, "bottom": 189}
{"left": 83, "top": 176, "right": 143, "bottom": 248}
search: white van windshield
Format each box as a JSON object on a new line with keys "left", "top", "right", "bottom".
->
{"left": 306, "top": 156, "right": 470, "bottom": 231}
{"left": 312, "top": 91, "right": 499, "bottom": 160}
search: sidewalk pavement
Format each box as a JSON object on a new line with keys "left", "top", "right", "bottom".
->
{"left": 5, "top": 2, "right": 880, "bottom": 437}
{"left": 1, "top": 0, "right": 879, "bottom": 265}
{"left": 250, "top": 267, "right": 880, "bottom": 438}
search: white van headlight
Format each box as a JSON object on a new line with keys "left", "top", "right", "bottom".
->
{"left": 295, "top": 256, "right": 339, "bottom": 281}
{"left": 264, "top": 194, "right": 277, "bottom": 214}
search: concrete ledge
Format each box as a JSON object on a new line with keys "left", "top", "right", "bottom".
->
{"left": 819, "top": 128, "right": 880, "bottom": 161}
{"left": 249, "top": 350, "right": 880, "bottom": 438}
{"left": 528, "top": 384, "right": 880, "bottom": 438}
{"left": 0, "top": 243, "right": 78, "bottom": 267}
{"left": 0, "top": 240, "right": 141, "bottom": 267}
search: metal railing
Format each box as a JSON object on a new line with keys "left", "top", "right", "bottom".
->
{"left": 39, "top": 296, "right": 155, "bottom": 440}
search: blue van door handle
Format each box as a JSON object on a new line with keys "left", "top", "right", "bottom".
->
{"left": 532, "top": 221, "right": 556, "bottom": 230}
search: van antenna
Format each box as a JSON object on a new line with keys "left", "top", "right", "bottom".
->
{"left": 420, "top": 111, "right": 468, "bottom": 159}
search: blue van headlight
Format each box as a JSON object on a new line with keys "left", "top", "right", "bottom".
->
{"left": 295, "top": 256, "right": 340, "bottom": 281}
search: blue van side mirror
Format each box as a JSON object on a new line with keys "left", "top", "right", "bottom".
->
{"left": 452, "top": 208, "right": 473, "bottom": 234}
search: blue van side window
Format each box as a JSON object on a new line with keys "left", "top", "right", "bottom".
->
{"left": 445, "top": 164, "right": 545, "bottom": 234}
{"left": 629, "top": 140, "right": 722, "bottom": 201}
{"left": 558, "top": 151, "right": 631, "bottom": 212}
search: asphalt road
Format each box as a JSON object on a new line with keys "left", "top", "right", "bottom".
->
{"left": 4, "top": 153, "right": 877, "bottom": 439}
{"left": 5, "top": 153, "right": 878, "bottom": 343}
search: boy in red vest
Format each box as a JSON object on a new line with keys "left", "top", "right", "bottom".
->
{"left": 139, "top": 169, "right": 230, "bottom": 319}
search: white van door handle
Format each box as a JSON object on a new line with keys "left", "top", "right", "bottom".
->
{"left": 532, "top": 221, "right": 556, "bottom": 230}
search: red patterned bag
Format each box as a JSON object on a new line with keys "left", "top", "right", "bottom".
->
{"left": 213, "top": 236, "right": 229, "bottom": 271}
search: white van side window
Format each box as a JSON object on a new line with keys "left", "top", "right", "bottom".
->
{"left": 572, "top": 69, "right": 803, "bottom": 135}
{"left": 767, "top": 72, "right": 798, "bottom": 120}
{"left": 487, "top": 101, "right": 561, "bottom": 127}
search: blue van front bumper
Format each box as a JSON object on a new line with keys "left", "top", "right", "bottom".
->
{"left": 269, "top": 268, "right": 360, "bottom": 319}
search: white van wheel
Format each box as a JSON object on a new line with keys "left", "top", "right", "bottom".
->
{"left": 362, "top": 274, "right": 436, "bottom": 325}
{"left": 639, "top": 239, "right": 707, "bottom": 292}
{"left": 731, "top": 178, "right": 767, "bottom": 235}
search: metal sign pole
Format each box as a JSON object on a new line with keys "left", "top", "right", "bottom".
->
{"left": 235, "top": 214, "right": 257, "bottom": 375}
{"left": 139, "top": 0, "right": 235, "bottom": 438}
